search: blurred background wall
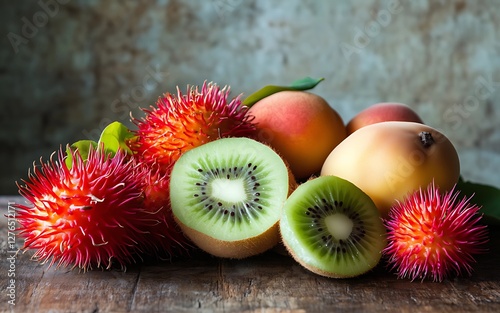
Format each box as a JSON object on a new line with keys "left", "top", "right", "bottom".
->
{"left": 1, "top": 0, "right": 499, "bottom": 194}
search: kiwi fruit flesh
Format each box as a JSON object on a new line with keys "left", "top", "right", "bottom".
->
{"left": 170, "top": 137, "right": 290, "bottom": 259}
{"left": 279, "top": 175, "right": 387, "bottom": 278}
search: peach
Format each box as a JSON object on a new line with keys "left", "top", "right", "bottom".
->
{"left": 346, "top": 102, "right": 423, "bottom": 135}
{"left": 321, "top": 121, "right": 460, "bottom": 217}
{"left": 248, "top": 91, "right": 347, "bottom": 180}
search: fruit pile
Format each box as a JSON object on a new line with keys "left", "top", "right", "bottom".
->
{"left": 14, "top": 78, "right": 495, "bottom": 282}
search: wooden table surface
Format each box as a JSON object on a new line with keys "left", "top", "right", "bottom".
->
{"left": 1, "top": 196, "right": 499, "bottom": 313}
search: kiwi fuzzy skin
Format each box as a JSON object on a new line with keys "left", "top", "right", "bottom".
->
{"left": 174, "top": 216, "right": 280, "bottom": 259}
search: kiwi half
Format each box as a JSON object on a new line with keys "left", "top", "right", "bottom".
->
{"left": 279, "top": 175, "right": 387, "bottom": 278}
{"left": 170, "top": 137, "right": 290, "bottom": 259}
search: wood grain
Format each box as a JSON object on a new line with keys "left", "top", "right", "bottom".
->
{"left": 1, "top": 196, "right": 499, "bottom": 313}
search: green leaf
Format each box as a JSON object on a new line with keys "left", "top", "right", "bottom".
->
{"left": 289, "top": 76, "right": 325, "bottom": 89}
{"left": 242, "top": 77, "right": 325, "bottom": 107}
{"left": 64, "top": 122, "right": 133, "bottom": 169}
{"left": 456, "top": 177, "right": 500, "bottom": 225}
{"left": 98, "top": 121, "right": 134, "bottom": 157}
{"left": 65, "top": 140, "right": 98, "bottom": 169}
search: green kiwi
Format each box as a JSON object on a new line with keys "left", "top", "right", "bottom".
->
{"left": 170, "top": 137, "right": 290, "bottom": 258}
{"left": 279, "top": 175, "right": 387, "bottom": 278}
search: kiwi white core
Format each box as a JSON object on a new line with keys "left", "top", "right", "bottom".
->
{"left": 325, "top": 213, "right": 353, "bottom": 240}
{"left": 211, "top": 178, "right": 247, "bottom": 203}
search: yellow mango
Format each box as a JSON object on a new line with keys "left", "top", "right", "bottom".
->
{"left": 321, "top": 121, "right": 460, "bottom": 217}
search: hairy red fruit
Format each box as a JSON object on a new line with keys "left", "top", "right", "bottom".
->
{"left": 140, "top": 164, "right": 193, "bottom": 259}
{"left": 383, "top": 182, "right": 489, "bottom": 282}
{"left": 15, "top": 148, "right": 153, "bottom": 270}
{"left": 130, "top": 81, "right": 256, "bottom": 173}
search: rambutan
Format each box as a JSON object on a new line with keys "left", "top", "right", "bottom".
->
{"left": 14, "top": 147, "right": 153, "bottom": 270}
{"left": 139, "top": 163, "right": 193, "bottom": 259}
{"left": 383, "top": 182, "right": 489, "bottom": 282}
{"left": 129, "top": 81, "right": 256, "bottom": 173}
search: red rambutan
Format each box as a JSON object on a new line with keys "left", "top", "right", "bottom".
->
{"left": 129, "top": 81, "right": 256, "bottom": 172}
{"left": 139, "top": 164, "right": 193, "bottom": 259}
{"left": 383, "top": 182, "right": 489, "bottom": 282}
{"left": 14, "top": 147, "right": 153, "bottom": 270}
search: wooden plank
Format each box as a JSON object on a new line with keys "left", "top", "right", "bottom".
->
{"left": 8, "top": 263, "right": 140, "bottom": 312}
{"left": 1, "top": 196, "right": 500, "bottom": 313}
{"left": 130, "top": 256, "right": 222, "bottom": 312}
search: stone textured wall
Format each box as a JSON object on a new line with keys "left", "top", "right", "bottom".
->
{"left": 1, "top": 0, "right": 499, "bottom": 194}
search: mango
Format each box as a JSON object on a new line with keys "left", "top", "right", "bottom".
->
{"left": 321, "top": 121, "right": 460, "bottom": 217}
{"left": 346, "top": 102, "right": 423, "bottom": 135}
{"left": 248, "top": 91, "right": 346, "bottom": 180}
